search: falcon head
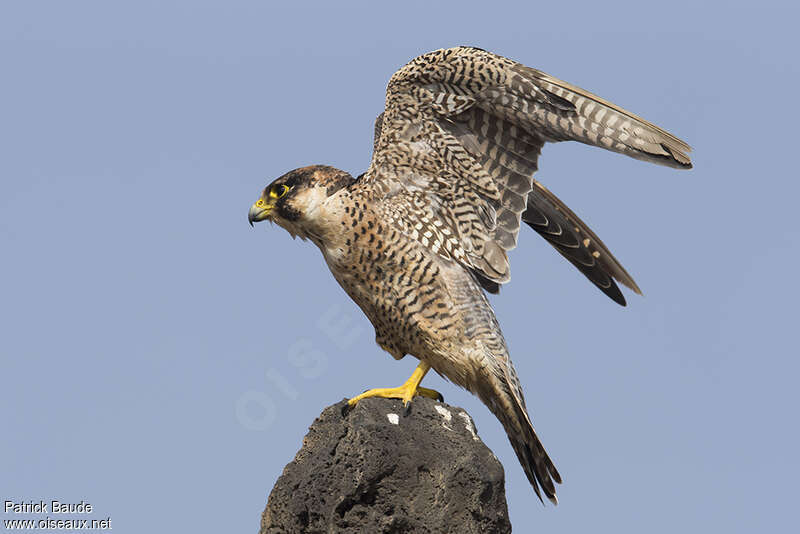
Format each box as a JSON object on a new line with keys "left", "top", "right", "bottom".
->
{"left": 248, "top": 165, "right": 354, "bottom": 240}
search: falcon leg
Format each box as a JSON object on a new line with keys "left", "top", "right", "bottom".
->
{"left": 347, "top": 362, "right": 443, "bottom": 408}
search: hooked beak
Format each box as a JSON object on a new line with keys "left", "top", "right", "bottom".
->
{"left": 248, "top": 198, "right": 272, "bottom": 227}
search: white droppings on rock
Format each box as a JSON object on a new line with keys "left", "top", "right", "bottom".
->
{"left": 434, "top": 405, "right": 453, "bottom": 431}
{"left": 434, "top": 405, "right": 452, "bottom": 421}
{"left": 387, "top": 413, "right": 399, "bottom": 425}
{"left": 458, "top": 412, "right": 479, "bottom": 441}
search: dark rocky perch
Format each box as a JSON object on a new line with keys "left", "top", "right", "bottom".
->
{"left": 260, "top": 397, "right": 511, "bottom": 534}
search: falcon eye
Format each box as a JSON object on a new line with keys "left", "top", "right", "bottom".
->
{"left": 270, "top": 184, "right": 290, "bottom": 199}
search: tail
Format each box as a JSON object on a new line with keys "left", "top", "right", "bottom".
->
{"left": 479, "top": 361, "right": 562, "bottom": 504}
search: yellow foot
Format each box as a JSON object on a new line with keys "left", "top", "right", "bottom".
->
{"left": 347, "top": 362, "right": 443, "bottom": 408}
{"left": 348, "top": 385, "right": 443, "bottom": 406}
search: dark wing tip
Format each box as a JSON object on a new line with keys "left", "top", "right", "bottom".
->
{"left": 525, "top": 182, "right": 645, "bottom": 306}
{"left": 561, "top": 255, "right": 627, "bottom": 306}
{"left": 600, "top": 275, "right": 627, "bottom": 306}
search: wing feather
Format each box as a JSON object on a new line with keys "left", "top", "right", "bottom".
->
{"left": 361, "top": 47, "right": 690, "bottom": 301}
{"left": 524, "top": 181, "right": 642, "bottom": 305}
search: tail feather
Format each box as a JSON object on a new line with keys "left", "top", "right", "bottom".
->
{"left": 508, "top": 422, "right": 562, "bottom": 504}
{"left": 479, "top": 361, "right": 562, "bottom": 504}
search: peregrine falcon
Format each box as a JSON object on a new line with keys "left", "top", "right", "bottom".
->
{"left": 248, "top": 47, "right": 692, "bottom": 504}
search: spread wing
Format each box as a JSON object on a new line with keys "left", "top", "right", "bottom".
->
{"left": 360, "top": 47, "right": 691, "bottom": 302}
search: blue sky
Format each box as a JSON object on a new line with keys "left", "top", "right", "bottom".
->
{"left": 2, "top": 1, "right": 798, "bottom": 532}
